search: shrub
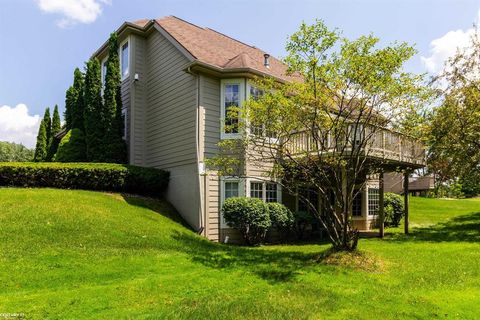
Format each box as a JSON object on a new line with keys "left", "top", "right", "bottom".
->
{"left": 222, "top": 197, "right": 271, "bottom": 245}
{"left": 0, "top": 162, "right": 169, "bottom": 197}
{"left": 268, "top": 202, "right": 295, "bottom": 230}
{"left": 293, "top": 210, "right": 318, "bottom": 240}
{"left": 384, "top": 192, "right": 405, "bottom": 227}
{"left": 55, "top": 129, "right": 87, "bottom": 162}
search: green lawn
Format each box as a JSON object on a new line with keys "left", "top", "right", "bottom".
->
{"left": 0, "top": 188, "right": 479, "bottom": 319}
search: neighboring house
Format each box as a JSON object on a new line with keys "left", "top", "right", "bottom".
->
{"left": 385, "top": 173, "right": 435, "bottom": 196}
{"left": 92, "top": 16, "right": 426, "bottom": 242}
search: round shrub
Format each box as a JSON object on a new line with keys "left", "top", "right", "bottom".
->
{"left": 222, "top": 197, "right": 271, "bottom": 245}
{"left": 55, "top": 129, "right": 87, "bottom": 162}
{"left": 268, "top": 202, "right": 294, "bottom": 230}
{"left": 384, "top": 192, "right": 405, "bottom": 227}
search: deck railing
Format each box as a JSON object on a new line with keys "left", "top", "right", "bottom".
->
{"left": 285, "top": 125, "right": 426, "bottom": 166}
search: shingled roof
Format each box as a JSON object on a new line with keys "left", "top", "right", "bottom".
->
{"left": 132, "top": 16, "right": 299, "bottom": 82}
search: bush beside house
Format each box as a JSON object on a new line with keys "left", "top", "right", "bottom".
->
{"left": 0, "top": 162, "right": 169, "bottom": 197}
{"left": 384, "top": 192, "right": 405, "bottom": 227}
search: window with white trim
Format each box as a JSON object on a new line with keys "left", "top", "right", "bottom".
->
{"left": 248, "top": 84, "right": 277, "bottom": 139}
{"left": 224, "top": 83, "right": 240, "bottom": 134}
{"left": 368, "top": 188, "right": 379, "bottom": 216}
{"left": 120, "top": 40, "right": 129, "bottom": 79}
{"left": 250, "top": 181, "right": 263, "bottom": 199}
{"left": 101, "top": 58, "right": 108, "bottom": 90}
{"left": 248, "top": 180, "right": 280, "bottom": 203}
{"left": 225, "top": 181, "right": 239, "bottom": 199}
{"left": 352, "top": 190, "right": 362, "bottom": 217}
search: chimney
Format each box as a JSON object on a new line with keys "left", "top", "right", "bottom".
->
{"left": 264, "top": 53, "right": 270, "bottom": 68}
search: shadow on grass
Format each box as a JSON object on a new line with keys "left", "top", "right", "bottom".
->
{"left": 390, "top": 212, "right": 480, "bottom": 243}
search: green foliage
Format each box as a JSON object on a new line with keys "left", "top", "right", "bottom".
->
{"left": 384, "top": 192, "right": 405, "bottom": 227}
{"left": 84, "top": 58, "right": 105, "bottom": 162}
{"left": 102, "top": 32, "right": 127, "bottom": 163}
{"left": 222, "top": 197, "right": 271, "bottom": 245}
{"left": 55, "top": 129, "right": 87, "bottom": 162}
{"left": 33, "top": 120, "right": 47, "bottom": 162}
{"left": 65, "top": 68, "right": 85, "bottom": 131}
{"left": 0, "top": 162, "right": 169, "bottom": 196}
{"left": 0, "top": 141, "right": 34, "bottom": 162}
{"left": 47, "top": 105, "right": 62, "bottom": 161}
{"left": 42, "top": 108, "right": 52, "bottom": 148}
{"left": 268, "top": 202, "right": 295, "bottom": 230}
{"left": 293, "top": 210, "right": 318, "bottom": 240}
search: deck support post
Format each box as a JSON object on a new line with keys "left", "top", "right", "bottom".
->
{"left": 379, "top": 171, "right": 385, "bottom": 238}
{"left": 404, "top": 171, "right": 410, "bottom": 234}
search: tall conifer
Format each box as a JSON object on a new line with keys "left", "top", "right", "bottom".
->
{"left": 34, "top": 119, "right": 47, "bottom": 162}
{"left": 84, "top": 58, "right": 104, "bottom": 162}
{"left": 47, "top": 105, "right": 62, "bottom": 161}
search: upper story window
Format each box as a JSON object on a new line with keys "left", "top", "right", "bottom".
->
{"left": 101, "top": 58, "right": 108, "bottom": 90}
{"left": 221, "top": 79, "right": 244, "bottom": 139}
{"left": 120, "top": 39, "right": 129, "bottom": 80}
{"left": 248, "top": 83, "right": 277, "bottom": 139}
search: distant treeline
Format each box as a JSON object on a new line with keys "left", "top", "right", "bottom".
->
{"left": 0, "top": 141, "right": 34, "bottom": 162}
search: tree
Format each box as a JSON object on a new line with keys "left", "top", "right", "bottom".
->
{"left": 102, "top": 32, "right": 127, "bottom": 163}
{"left": 209, "top": 20, "right": 428, "bottom": 251}
{"left": 427, "top": 30, "right": 480, "bottom": 195}
{"left": 55, "top": 129, "right": 87, "bottom": 162}
{"left": 47, "top": 105, "right": 62, "bottom": 161}
{"left": 84, "top": 58, "right": 104, "bottom": 162}
{"left": 33, "top": 120, "right": 47, "bottom": 162}
{"left": 65, "top": 68, "right": 85, "bottom": 131}
{"left": 0, "top": 141, "right": 34, "bottom": 162}
{"left": 42, "top": 108, "right": 52, "bottom": 150}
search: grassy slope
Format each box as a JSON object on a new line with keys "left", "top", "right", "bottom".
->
{"left": 0, "top": 189, "right": 479, "bottom": 319}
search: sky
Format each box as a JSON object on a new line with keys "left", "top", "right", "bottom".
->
{"left": 1, "top": 0, "right": 479, "bottom": 147}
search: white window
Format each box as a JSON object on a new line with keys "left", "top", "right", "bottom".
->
{"left": 247, "top": 83, "right": 277, "bottom": 139}
{"left": 101, "top": 58, "right": 108, "bottom": 93}
{"left": 120, "top": 39, "right": 130, "bottom": 80}
{"left": 247, "top": 180, "right": 281, "bottom": 203}
{"left": 368, "top": 188, "right": 379, "bottom": 216}
{"left": 220, "top": 79, "right": 244, "bottom": 139}
{"left": 121, "top": 108, "right": 127, "bottom": 140}
{"left": 250, "top": 182, "right": 263, "bottom": 199}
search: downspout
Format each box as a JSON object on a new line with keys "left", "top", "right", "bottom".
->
{"left": 191, "top": 67, "right": 205, "bottom": 236}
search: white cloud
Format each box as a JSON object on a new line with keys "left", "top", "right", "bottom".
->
{"left": 421, "top": 12, "right": 479, "bottom": 75}
{"left": 35, "top": 0, "right": 111, "bottom": 28}
{"left": 0, "top": 104, "right": 41, "bottom": 148}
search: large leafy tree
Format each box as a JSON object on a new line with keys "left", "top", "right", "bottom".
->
{"left": 84, "top": 58, "right": 105, "bottom": 162}
{"left": 427, "top": 30, "right": 480, "bottom": 195}
{"left": 210, "top": 20, "right": 428, "bottom": 251}
{"left": 102, "top": 32, "right": 127, "bottom": 163}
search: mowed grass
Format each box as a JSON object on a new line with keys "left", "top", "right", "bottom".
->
{"left": 0, "top": 188, "right": 479, "bottom": 319}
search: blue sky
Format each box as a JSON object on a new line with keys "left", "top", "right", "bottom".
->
{"left": 1, "top": 0, "right": 479, "bottom": 147}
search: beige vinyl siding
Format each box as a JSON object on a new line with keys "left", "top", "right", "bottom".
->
{"left": 205, "top": 174, "right": 220, "bottom": 241}
{"left": 200, "top": 75, "right": 221, "bottom": 159}
{"left": 144, "top": 31, "right": 197, "bottom": 169}
{"left": 129, "top": 35, "right": 147, "bottom": 166}
{"left": 120, "top": 71, "right": 131, "bottom": 160}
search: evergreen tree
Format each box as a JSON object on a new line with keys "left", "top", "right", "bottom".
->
{"left": 43, "top": 107, "right": 52, "bottom": 148}
{"left": 33, "top": 120, "right": 47, "bottom": 162}
{"left": 83, "top": 58, "right": 104, "bottom": 162}
{"left": 103, "top": 32, "right": 127, "bottom": 163}
{"left": 65, "top": 68, "right": 85, "bottom": 131}
{"left": 47, "top": 105, "right": 62, "bottom": 161}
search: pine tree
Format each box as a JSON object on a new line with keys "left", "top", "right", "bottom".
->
{"left": 103, "top": 32, "right": 127, "bottom": 163}
{"left": 34, "top": 119, "right": 47, "bottom": 162}
{"left": 64, "top": 68, "right": 85, "bottom": 131}
{"left": 47, "top": 105, "right": 62, "bottom": 161}
{"left": 43, "top": 107, "right": 52, "bottom": 148}
{"left": 84, "top": 58, "right": 105, "bottom": 162}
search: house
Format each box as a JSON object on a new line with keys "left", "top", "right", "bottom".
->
{"left": 92, "top": 16, "right": 426, "bottom": 242}
{"left": 384, "top": 173, "right": 435, "bottom": 196}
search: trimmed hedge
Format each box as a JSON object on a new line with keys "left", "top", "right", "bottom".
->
{"left": 0, "top": 162, "right": 169, "bottom": 196}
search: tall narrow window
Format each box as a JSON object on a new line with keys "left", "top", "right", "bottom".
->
{"left": 101, "top": 59, "right": 108, "bottom": 89}
{"left": 249, "top": 86, "right": 264, "bottom": 136}
{"left": 224, "top": 84, "right": 240, "bottom": 134}
{"left": 121, "top": 41, "right": 129, "bottom": 79}
{"left": 266, "top": 183, "right": 278, "bottom": 203}
{"left": 352, "top": 190, "right": 362, "bottom": 217}
{"left": 250, "top": 182, "right": 263, "bottom": 199}
{"left": 368, "top": 188, "right": 379, "bottom": 216}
